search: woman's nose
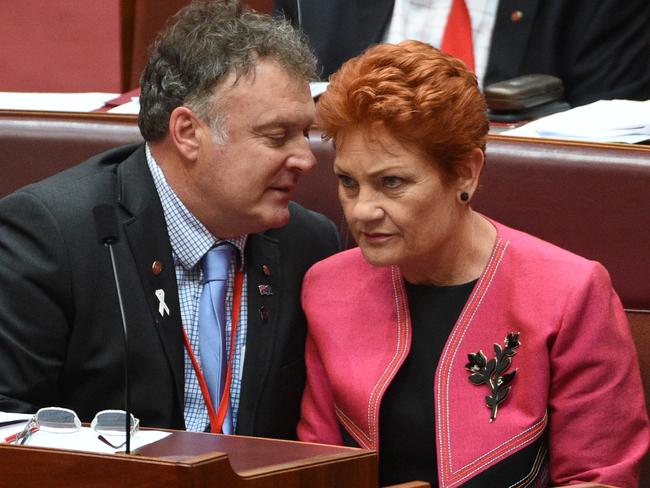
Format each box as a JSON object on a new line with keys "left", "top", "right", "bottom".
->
{"left": 349, "top": 188, "right": 384, "bottom": 222}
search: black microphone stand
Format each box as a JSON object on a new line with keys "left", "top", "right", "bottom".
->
{"left": 105, "top": 242, "right": 131, "bottom": 454}
{"left": 94, "top": 204, "right": 132, "bottom": 455}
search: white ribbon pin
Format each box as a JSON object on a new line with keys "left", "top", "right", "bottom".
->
{"left": 155, "top": 289, "right": 170, "bottom": 317}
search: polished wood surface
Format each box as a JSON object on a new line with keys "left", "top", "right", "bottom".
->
{"left": 0, "top": 430, "right": 377, "bottom": 487}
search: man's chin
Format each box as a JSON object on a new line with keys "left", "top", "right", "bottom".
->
{"left": 258, "top": 207, "right": 292, "bottom": 231}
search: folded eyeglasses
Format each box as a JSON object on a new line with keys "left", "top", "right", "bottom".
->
{"left": 11, "top": 407, "right": 139, "bottom": 449}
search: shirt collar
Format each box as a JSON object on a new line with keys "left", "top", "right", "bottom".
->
{"left": 145, "top": 143, "right": 247, "bottom": 270}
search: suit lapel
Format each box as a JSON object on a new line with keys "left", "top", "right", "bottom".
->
{"left": 238, "top": 233, "right": 281, "bottom": 427}
{"left": 356, "top": 0, "right": 394, "bottom": 46}
{"left": 115, "top": 147, "right": 185, "bottom": 418}
{"left": 485, "top": 0, "right": 540, "bottom": 85}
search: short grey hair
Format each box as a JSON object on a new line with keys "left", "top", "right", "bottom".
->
{"left": 138, "top": 0, "right": 316, "bottom": 142}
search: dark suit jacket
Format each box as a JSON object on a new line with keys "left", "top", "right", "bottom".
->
{"left": 273, "top": 0, "right": 650, "bottom": 106}
{"left": 0, "top": 144, "right": 340, "bottom": 439}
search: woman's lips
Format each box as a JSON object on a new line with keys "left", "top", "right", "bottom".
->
{"left": 361, "top": 232, "right": 393, "bottom": 243}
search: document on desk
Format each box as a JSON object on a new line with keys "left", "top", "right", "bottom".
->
{"left": 106, "top": 80, "right": 331, "bottom": 114}
{"left": 502, "top": 99, "right": 650, "bottom": 143}
{"left": 310, "top": 81, "right": 329, "bottom": 98}
{"left": 0, "top": 412, "right": 31, "bottom": 430}
{"left": 1, "top": 411, "right": 170, "bottom": 454}
{"left": 0, "top": 92, "right": 119, "bottom": 112}
{"left": 24, "top": 427, "right": 170, "bottom": 454}
{"left": 107, "top": 97, "right": 140, "bottom": 114}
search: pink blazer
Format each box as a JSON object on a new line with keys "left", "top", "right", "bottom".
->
{"left": 299, "top": 220, "right": 648, "bottom": 488}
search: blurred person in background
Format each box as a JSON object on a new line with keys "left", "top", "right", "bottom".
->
{"left": 273, "top": 0, "right": 650, "bottom": 106}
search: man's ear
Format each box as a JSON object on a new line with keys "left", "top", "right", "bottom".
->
{"left": 456, "top": 147, "right": 485, "bottom": 196}
{"left": 168, "top": 106, "right": 206, "bottom": 161}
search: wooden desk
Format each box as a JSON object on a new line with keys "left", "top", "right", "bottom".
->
{"left": 0, "top": 431, "right": 377, "bottom": 487}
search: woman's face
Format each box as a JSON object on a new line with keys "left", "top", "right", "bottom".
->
{"left": 334, "top": 126, "right": 464, "bottom": 274}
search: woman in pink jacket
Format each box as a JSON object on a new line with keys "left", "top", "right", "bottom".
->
{"left": 298, "top": 40, "right": 648, "bottom": 488}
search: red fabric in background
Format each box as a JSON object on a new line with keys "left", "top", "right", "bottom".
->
{"left": 0, "top": 0, "right": 121, "bottom": 92}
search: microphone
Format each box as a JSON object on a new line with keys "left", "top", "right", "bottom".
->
{"left": 296, "top": 0, "right": 302, "bottom": 28}
{"left": 93, "top": 204, "right": 132, "bottom": 455}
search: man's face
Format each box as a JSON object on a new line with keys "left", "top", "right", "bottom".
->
{"left": 187, "top": 59, "right": 316, "bottom": 237}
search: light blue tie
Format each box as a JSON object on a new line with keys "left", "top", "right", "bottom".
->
{"left": 199, "top": 243, "right": 234, "bottom": 434}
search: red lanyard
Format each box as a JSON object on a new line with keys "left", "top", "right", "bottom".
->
{"left": 182, "top": 268, "right": 244, "bottom": 434}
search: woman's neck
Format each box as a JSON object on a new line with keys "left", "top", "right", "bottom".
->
{"left": 400, "top": 211, "right": 497, "bottom": 286}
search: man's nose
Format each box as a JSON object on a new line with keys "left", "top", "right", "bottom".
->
{"left": 286, "top": 134, "right": 317, "bottom": 173}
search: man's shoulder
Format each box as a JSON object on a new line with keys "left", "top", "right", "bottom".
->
{"left": 3, "top": 143, "right": 144, "bottom": 210}
{"left": 0, "top": 144, "right": 146, "bottom": 241}
{"left": 261, "top": 202, "right": 340, "bottom": 260}
{"left": 23, "top": 144, "right": 142, "bottom": 196}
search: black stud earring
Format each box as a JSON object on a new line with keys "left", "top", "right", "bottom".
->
{"left": 460, "top": 191, "right": 470, "bottom": 202}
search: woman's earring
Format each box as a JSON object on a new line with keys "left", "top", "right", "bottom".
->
{"left": 460, "top": 191, "right": 470, "bottom": 203}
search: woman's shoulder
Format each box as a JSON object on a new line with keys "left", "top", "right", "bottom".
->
{"left": 304, "top": 247, "right": 393, "bottom": 289}
{"left": 308, "top": 247, "right": 371, "bottom": 272}
{"left": 492, "top": 219, "right": 611, "bottom": 287}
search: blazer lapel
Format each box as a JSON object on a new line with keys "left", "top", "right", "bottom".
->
{"left": 115, "top": 147, "right": 185, "bottom": 417}
{"left": 238, "top": 233, "right": 281, "bottom": 430}
{"left": 485, "top": 0, "right": 540, "bottom": 85}
{"left": 356, "top": 0, "right": 394, "bottom": 46}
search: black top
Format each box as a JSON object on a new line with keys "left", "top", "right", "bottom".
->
{"left": 378, "top": 279, "right": 477, "bottom": 486}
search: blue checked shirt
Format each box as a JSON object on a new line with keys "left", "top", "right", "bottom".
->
{"left": 145, "top": 144, "right": 248, "bottom": 432}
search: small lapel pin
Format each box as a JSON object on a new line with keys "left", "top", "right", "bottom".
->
{"left": 258, "top": 284, "right": 273, "bottom": 296}
{"left": 151, "top": 260, "right": 163, "bottom": 276}
{"left": 262, "top": 264, "right": 271, "bottom": 277}
{"left": 259, "top": 306, "right": 270, "bottom": 322}
{"left": 155, "top": 289, "right": 170, "bottom": 317}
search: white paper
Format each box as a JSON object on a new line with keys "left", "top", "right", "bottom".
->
{"left": 107, "top": 97, "right": 140, "bottom": 115}
{"left": 0, "top": 412, "right": 32, "bottom": 440}
{"left": 502, "top": 99, "right": 650, "bottom": 143}
{"left": 0, "top": 411, "right": 31, "bottom": 423}
{"left": 106, "top": 82, "right": 329, "bottom": 114}
{"left": 1, "top": 411, "right": 169, "bottom": 454}
{"left": 0, "top": 92, "right": 119, "bottom": 112}
{"left": 24, "top": 427, "right": 170, "bottom": 454}
{"left": 310, "top": 81, "right": 329, "bottom": 98}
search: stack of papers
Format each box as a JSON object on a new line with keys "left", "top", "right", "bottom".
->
{"left": 502, "top": 99, "right": 650, "bottom": 143}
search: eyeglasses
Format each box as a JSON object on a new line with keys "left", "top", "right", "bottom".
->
{"left": 12, "top": 407, "right": 139, "bottom": 449}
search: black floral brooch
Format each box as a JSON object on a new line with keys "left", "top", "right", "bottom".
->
{"left": 465, "top": 332, "right": 521, "bottom": 422}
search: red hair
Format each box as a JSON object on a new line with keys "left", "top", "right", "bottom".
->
{"left": 317, "top": 40, "right": 488, "bottom": 179}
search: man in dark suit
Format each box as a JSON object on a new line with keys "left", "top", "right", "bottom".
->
{"left": 0, "top": 0, "right": 339, "bottom": 440}
{"left": 273, "top": 0, "right": 650, "bottom": 106}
